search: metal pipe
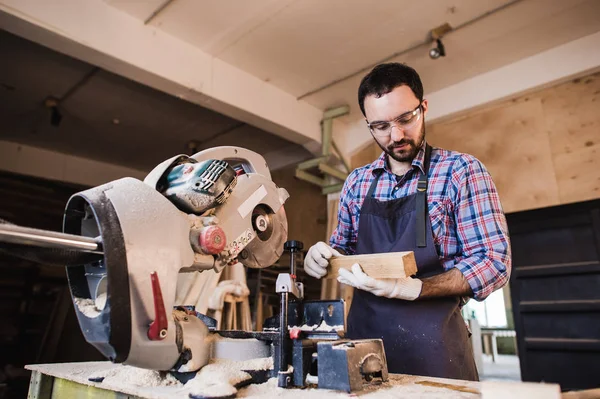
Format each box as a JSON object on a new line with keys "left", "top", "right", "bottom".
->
{"left": 0, "top": 224, "right": 102, "bottom": 254}
{"left": 289, "top": 249, "right": 296, "bottom": 277}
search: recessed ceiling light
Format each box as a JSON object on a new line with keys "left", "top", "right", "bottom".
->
{"left": 112, "top": 118, "right": 120, "bottom": 125}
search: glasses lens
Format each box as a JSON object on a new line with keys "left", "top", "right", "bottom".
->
{"left": 369, "top": 106, "right": 421, "bottom": 136}
{"left": 397, "top": 107, "right": 421, "bottom": 129}
{"left": 370, "top": 123, "right": 391, "bottom": 136}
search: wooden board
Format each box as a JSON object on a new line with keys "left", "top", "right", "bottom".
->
{"left": 25, "top": 361, "right": 561, "bottom": 399}
{"left": 326, "top": 251, "right": 417, "bottom": 279}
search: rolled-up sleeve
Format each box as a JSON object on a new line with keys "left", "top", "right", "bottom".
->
{"left": 451, "top": 156, "right": 511, "bottom": 301}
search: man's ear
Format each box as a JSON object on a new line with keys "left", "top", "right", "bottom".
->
{"left": 421, "top": 99, "right": 428, "bottom": 118}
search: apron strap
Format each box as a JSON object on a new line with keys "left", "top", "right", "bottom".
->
{"left": 366, "top": 169, "right": 383, "bottom": 198}
{"left": 367, "top": 144, "right": 432, "bottom": 248}
{"left": 416, "top": 144, "right": 432, "bottom": 248}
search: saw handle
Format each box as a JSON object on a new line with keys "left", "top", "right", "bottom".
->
{"left": 147, "top": 271, "right": 168, "bottom": 341}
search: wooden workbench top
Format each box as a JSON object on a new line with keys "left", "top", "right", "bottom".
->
{"left": 26, "top": 361, "right": 560, "bottom": 399}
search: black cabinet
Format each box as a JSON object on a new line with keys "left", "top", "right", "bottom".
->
{"left": 507, "top": 199, "right": 600, "bottom": 391}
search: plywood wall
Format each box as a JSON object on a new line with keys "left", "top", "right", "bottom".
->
{"left": 349, "top": 71, "right": 600, "bottom": 213}
{"left": 350, "top": 141, "right": 381, "bottom": 170}
{"left": 271, "top": 164, "right": 327, "bottom": 246}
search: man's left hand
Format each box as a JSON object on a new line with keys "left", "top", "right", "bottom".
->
{"left": 337, "top": 263, "right": 422, "bottom": 301}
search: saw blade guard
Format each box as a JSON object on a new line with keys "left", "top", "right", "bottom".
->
{"left": 63, "top": 178, "right": 196, "bottom": 370}
{"left": 190, "top": 146, "right": 289, "bottom": 270}
{"left": 144, "top": 147, "right": 289, "bottom": 270}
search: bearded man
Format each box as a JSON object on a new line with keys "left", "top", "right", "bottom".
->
{"left": 303, "top": 63, "right": 511, "bottom": 381}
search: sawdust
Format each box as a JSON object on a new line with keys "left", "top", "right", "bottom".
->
{"left": 231, "top": 357, "right": 273, "bottom": 371}
{"left": 189, "top": 382, "right": 238, "bottom": 398}
{"left": 264, "top": 321, "right": 344, "bottom": 333}
{"left": 89, "top": 365, "right": 182, "bottom": 388}
{"left": 237, "top": 378, "right": 346, "bottom": 398}
{"left": 73, "top": 297, "right": 101, "bottom": 318}
{"left": 184, "top": 358, "right": 273, "bottom": 398}
{"left": 237, "top": 375, "right": 478, "bottom": 398}
{"left": 26, "top": 361, "right": 555, "bottom": 399}
{"left": 297, "top": 322, "right": 344, "bottom": 332}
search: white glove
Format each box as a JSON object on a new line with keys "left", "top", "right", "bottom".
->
{"left": 304, "top": 241, "right": 342, "bottom": 279}
{"left": 337, "top": 263, "right": 422, "bottom": 300}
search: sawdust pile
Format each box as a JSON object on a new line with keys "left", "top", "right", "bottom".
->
{"left": 73, "top": 297, "right": 101, "bottom": 318}
{"left": 238, "top": 378, "right": 345, "bottom": 398}
{"left": 295, "top": 322, "right": 344, "bottom": 332}
{"left": 89, "top": 365, "right": 182, "bottom": 388}
{"left": 185, "top": 357, "right": 273, "bottom": 398}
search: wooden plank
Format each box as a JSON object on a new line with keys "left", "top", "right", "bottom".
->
{"left": 326, "top": 251, "right": 417, "bottom": 279}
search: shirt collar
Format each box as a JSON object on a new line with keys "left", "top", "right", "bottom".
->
{"left": 371, "top": 141, "right": 427, "bottom": 176}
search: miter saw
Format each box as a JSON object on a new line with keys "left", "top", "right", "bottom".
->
{"left": 0, "top": 146, "right": 388, "bottom": 393}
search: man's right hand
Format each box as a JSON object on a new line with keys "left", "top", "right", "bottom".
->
{"left": 303, "top": 242, "right": 342, "bottom": 279}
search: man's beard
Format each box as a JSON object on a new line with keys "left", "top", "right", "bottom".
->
{"left": 375, "top": 122, "right": 426, "bottom": 163}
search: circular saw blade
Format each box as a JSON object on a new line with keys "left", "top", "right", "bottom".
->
{"left": 239, "top": 205, "right": 288, "bottom": 269}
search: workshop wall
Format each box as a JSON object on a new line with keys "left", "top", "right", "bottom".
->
{"left": 271, "top": 164, "right": 328, "bottom": 247}
{"left": 350, "top": 71, "right": 600, "bottom": 214}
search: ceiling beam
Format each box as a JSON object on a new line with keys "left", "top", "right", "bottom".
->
{"left": 0, "top": 140, "right": 146, "bottom": 186}
{"left": 0, "top": 0, "right": 323, "bottom": 149}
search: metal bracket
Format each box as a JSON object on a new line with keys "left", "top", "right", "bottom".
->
{"left": 276, "top": 273, "right": 303, "bottom": 300}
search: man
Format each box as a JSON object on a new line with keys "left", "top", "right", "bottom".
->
{"left": 304, "top": 63, "right": 511, "bottom": 381}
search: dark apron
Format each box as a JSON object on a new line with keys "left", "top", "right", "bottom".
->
{"left": 346, "top": 145, "right": 479, "bottom": 381}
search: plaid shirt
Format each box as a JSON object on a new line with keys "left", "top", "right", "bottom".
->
{"left": 330, "top": 143, "right": 511, "bottom": 301}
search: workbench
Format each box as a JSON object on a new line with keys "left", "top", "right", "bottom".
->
{"left": 26, "top": 361, "right": 561, "bottom": 399}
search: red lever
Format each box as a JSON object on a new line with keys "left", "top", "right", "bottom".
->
{"left": 147, "top": 271, "right": 168, "bottom": 341}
